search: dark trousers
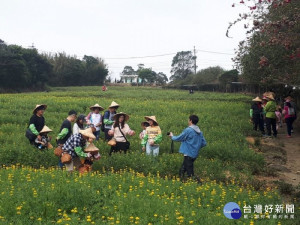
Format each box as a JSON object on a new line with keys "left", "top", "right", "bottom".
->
{"left": 109, "top": 142, "right": 128, "bottom": 156}
{"left": 104, "top": 129, "right": 112, "bottom": 141}
{"left": 179, "top": 156, "right": 196, "bottom": 178}
{"left": 265, "top": 117, "right": 277, "bottom": 137}
{"left": 253, "top": 114, "right": 265, "bottom": 134}
{"left": 285, "top": 117, "right": 295, "bottom": 136}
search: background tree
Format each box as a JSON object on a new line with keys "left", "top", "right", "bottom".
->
{"left": 193, "top": 66, "right": 225, "bottom": 85}
{"left": 219, "top": 69, "right": 239, "bottom": 86}
{"left": 229, "top": 0, "right": 300, "bottom": 87}
{"left": 170, "top": 51, "right": 195, "bottom": 81}
{"left": 138, "top": 68, "right": 156, "bottom": 85}
{"left": 156, "top": 72, "right": 168, "bottom": 85}
{"left": 0, "top": 42, "right": 52, "bottom": 90}
{"left": 121, "top": 66, "right": 135, "bottom": 75}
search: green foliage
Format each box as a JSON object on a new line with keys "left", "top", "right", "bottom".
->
{"left": 0, "top": 86, "right": 265, "bottom": 183}
{"left": 232, "top": 0, "right": 300, "bottom": 86}
{"left": 219, "top": 69, "right": 239, "bottom": 86}
{"left": 170, "top": 51, "right": 195, "bottom": 81}
{"left": 0, "top": 41, "right": 109, "bottom": 91}
{"left": 0, "top": 43, "right": 52, "bottom": 90}
{"left": 122, "top": 65, "right": 135, "bottom": 75}
{"left": 0, "top": 166, "right": 290, "bottom": 225}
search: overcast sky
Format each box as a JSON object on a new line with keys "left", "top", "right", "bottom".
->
{"left": 0, "top": 0, "right": 249, "bottom": 79}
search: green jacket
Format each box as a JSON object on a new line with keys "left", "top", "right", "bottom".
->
{"left": 264, "top": 100, "right": 276, "bottom": 119}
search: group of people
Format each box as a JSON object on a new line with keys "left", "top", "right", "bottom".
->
{"left": 250, "top": 92, "right": 297, "bottom": 138}
{"left": 26, "top": 101, "right": 207, "bottom": 180}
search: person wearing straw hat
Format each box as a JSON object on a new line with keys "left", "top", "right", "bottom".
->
{"left": 141, "top": 116, "right": 162, "bottom": 156}
{"left": 62, "top": 128, "right": 95, "bottom": 172}
{"left": 27, "top": 104, "right": 47, "bottom": 144}
{"left": 86, "top": 104, "right": 104, "bottom": 140}
{"left": 56, "top": 110, "right": 77, "bottom": 145}
{"left": 264, "top": 93, "right": 277, "bottom": 138}
{"left": 34, "top": 125, "right": 53, "bottom": 150}
{"left": 108, "top": 112, "right": 135, "bottom": 155}
{"left": 103, "top": 101, "right": 120, "bottom": 141}
{"left": 250, "top": 97, "right": 265, "bottom": 135}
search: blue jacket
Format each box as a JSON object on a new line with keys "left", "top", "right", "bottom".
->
{"left": 172, "top": 125, "right": 207, "bottom": 159}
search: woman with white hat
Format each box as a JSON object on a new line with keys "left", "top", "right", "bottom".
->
{"left": 62, "top": 128, "right": 95, "bottom": 172}
{"left": 103, "top": 101, "right": 120, "bottom": 141}
{"left": 108, "top": 112, "right": 135, "bottom": 155}
{"left": 87, "top": 104, "right": 104, "bottom": 140}
{"left": 250, "top": 97, "right": 265, "bottom": 135}
{"left": 141, "top": 116, "right": 162, "bottom": 156}
{"left": 26, "top": 104, "right": 47, "bottom": 144}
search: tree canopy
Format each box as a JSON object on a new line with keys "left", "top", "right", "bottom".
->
{"left": 170, "top": 51, "right": 195, "bottom": 81}
{"left": 0, "top": 40, "right": 108, "bottom": 91}
{"left": 229, "top": 0, "right": 300, "bottom": 87}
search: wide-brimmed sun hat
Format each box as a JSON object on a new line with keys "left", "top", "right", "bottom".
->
{"left": 252, "top": 97, "right": 262, "bottom": 102}
{"left": 144, "top": 116, "right": 158, "bottom": 125}
{"left": 265, "top": 94, "right": 275, "bottom": 100}
{"left": 108, "top": 101, "right": 120, "bottom": 108}
{"left": 40, "top": 125, "right": 52, "bottom": 133}
{"left": 113, "top": 112, "right": 129, "bottom": 121}
{"left": 90, "top": 104, "right": 104, "bottom": 111}
{"left": 84, "top": 143, "right": 99, "bottom": 153}
{"left": 79, "top": 128, "right": 96, "bottom": 139}
{"left": 33, "top": 104, "right": 47, "bottom": 114}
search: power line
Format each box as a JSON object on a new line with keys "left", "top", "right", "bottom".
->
{"left": 105, "top": 49, "right": 234, "bottom": 60}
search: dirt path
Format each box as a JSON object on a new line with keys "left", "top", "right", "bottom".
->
{"left": 247, "top": 121, "right": 300, "bottom": 189}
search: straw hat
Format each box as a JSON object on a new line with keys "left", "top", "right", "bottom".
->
{"left": 108, "top": 101, "right": 120, "bottom": 108}
{"left": 265, "top": 94, "right": 275, "bottom": 100}
{"left": 263, "top": 91, "right": 276, "bottom": 98}
{"left": 144, "top": 116, "right": 158, "bottom": 125}
{"left": 84, "top": 143, "right": 99, "bottom": 153}
{"left": 40, "top": 125, "right": 52, "bottom": 133}
{"left": 252, "top": 97, "right": 262, "bottom": 102}
{"left": 79, "top": 128, "right": 96, "bottom": 139}
{"left": 113, "top": 112, "right": 129, "bottom": 121}
{"left": 33, "top": 104, "right": 47, "bottom": 114}
{"left": 90, "top": 104, "right": 104, "bottom": 111}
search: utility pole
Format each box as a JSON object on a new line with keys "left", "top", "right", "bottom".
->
{"left": 193, "top": 46, "right": 197, "bottom": 74}
{"left": 28, "top": 43, "right": 35, "bottom": 49}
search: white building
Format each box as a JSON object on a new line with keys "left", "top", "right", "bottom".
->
{"left": 120, "top": 74, "right": 142, "bottom": 84}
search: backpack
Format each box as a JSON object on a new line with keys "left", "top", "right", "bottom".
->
{"left": 288, "top": 107, "right": 295, "bottom": 116}
{"left": 101, "top": 111, "right": 110, "bottom": 132}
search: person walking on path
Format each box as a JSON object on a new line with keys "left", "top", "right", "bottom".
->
{"left": 168, "top": 115, "right": 207, "bottom": 181}
{"left": 108, "top": 112, "right": 135, "bottom": 155}
{"left": 250, "top": 97, "right": 265, "bottom": 135}
{"left": 103, "top": 101, "right": 119, "bottom": 141}
{"left": 26, "top": 104, "right": 47, "bottom": 144}
{"left": 141, "top": 116, "right": 162, "bottom": 156}
{"left": 264, "top": 93, "right": 277, "bottom": 138}
{"left": 283, "top": 98, "right": 296, "bottom": 138}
